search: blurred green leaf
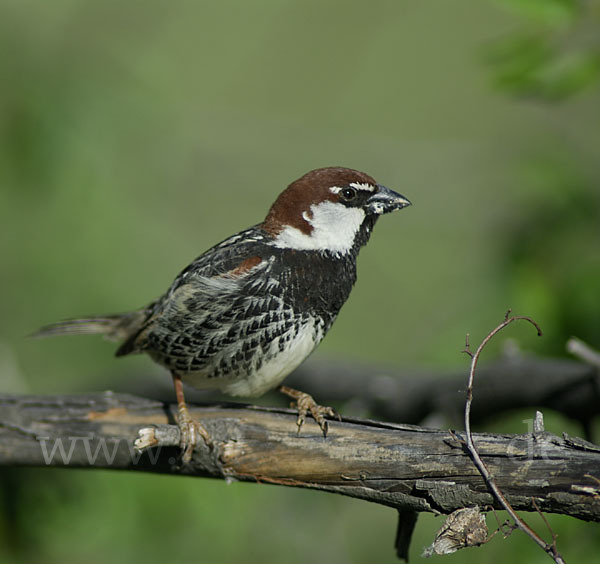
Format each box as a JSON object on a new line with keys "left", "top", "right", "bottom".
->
{"left": 487, "top": 36, "right": 600, "bottom": 100}
{"left": 486, "top": 34, "right": 553, "bottom": 92}
{"left": 487, "top": 0, "right": 600, "bottom": 100}
{"left": 538, "top": 50, "right": 600, "bottom": 99}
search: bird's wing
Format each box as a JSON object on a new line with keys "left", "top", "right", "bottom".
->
{"left": 115, "top": 226, "right": 277, "bottom": 359}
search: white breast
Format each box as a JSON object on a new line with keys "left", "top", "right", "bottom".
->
{"left": 220, "top": 322, "right": 321, "bottom": 398}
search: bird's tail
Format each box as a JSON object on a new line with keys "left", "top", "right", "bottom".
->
{"left": 32, "top": 311, "right": 149, "bottom": 343}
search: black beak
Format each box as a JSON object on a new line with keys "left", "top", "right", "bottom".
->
{"left": 366, "top": 185, "right": 412, "bottom": 215}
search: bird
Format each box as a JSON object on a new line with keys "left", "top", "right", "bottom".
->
{"left": 35, "top": 166, "right": 411, "bottom": 461}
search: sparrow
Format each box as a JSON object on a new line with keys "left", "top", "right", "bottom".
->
{"left": 35, "top": 167, "right": 411, "bottom": 461}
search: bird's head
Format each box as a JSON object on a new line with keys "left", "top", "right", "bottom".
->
{"left": 262, "top": 166, "right": 411, "bottom": 256}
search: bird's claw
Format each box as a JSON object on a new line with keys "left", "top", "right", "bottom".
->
{"left": 293, "top": 393, "right": 339, "bottom": 436}
{"left": 279, "top": 386, "right": 339, "bottom": 437}
{"left": 177, "top": 404, "right": 212, "bottom": 464}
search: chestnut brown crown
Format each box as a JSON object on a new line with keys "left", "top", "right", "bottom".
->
{"left": 262, "top": 167, "right": 378, "bottom": 236}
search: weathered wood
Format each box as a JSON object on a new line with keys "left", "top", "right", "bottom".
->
{"left": 0, "top": 392, "right": 599, "bottom": 522}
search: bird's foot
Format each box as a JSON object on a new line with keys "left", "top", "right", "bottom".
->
{"left": 177, "top": 403, "right": 213, "bottom": 464}
{"left": 278, "top": 385, "right": 340, "bottom": 437}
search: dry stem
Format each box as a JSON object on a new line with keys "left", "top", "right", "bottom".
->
{"left": 463, "top": 310, "right": 566, "bottom": 564}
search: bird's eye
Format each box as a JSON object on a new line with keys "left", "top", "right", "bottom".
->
{"left": 341, "top": 187, "right": 357, "bottom": 201}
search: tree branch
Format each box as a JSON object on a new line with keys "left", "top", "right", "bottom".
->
{"left": 1, "top": 392, "right": 599, "bottom": 523}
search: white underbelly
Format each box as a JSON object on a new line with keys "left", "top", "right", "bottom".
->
{"left": 222, "top": 324, "right": 319, "bottom": 397}
{"left": 181, "top": 322, "right": 322, "bottom": 398}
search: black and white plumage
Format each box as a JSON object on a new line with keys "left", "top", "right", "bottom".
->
{"left": 36, "top": 166, "right": 411, "bottom": 457}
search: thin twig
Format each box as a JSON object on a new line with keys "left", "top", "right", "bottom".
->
{"left": 487, "top": 505, "right": 515, "bottom": 539}
{"left": 532, "top": 498, "right": 560, "bottom": 554}
{"left": 463, "top": 311, "right": 566, "bottom": 564}
{"left": 462, "top": 333, "right": 474, "bottom": 358}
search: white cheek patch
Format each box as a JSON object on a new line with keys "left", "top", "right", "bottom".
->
{"left": 272, "top": 201, "right": 366, "bottom": 255}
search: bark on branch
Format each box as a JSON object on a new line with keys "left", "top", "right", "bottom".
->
{"left": 1, "top": 392, "right": 599, "bottom": 523}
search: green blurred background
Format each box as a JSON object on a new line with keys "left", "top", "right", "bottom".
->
{"left": 1, "top": 0, "right": 599, "bottom": 562}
